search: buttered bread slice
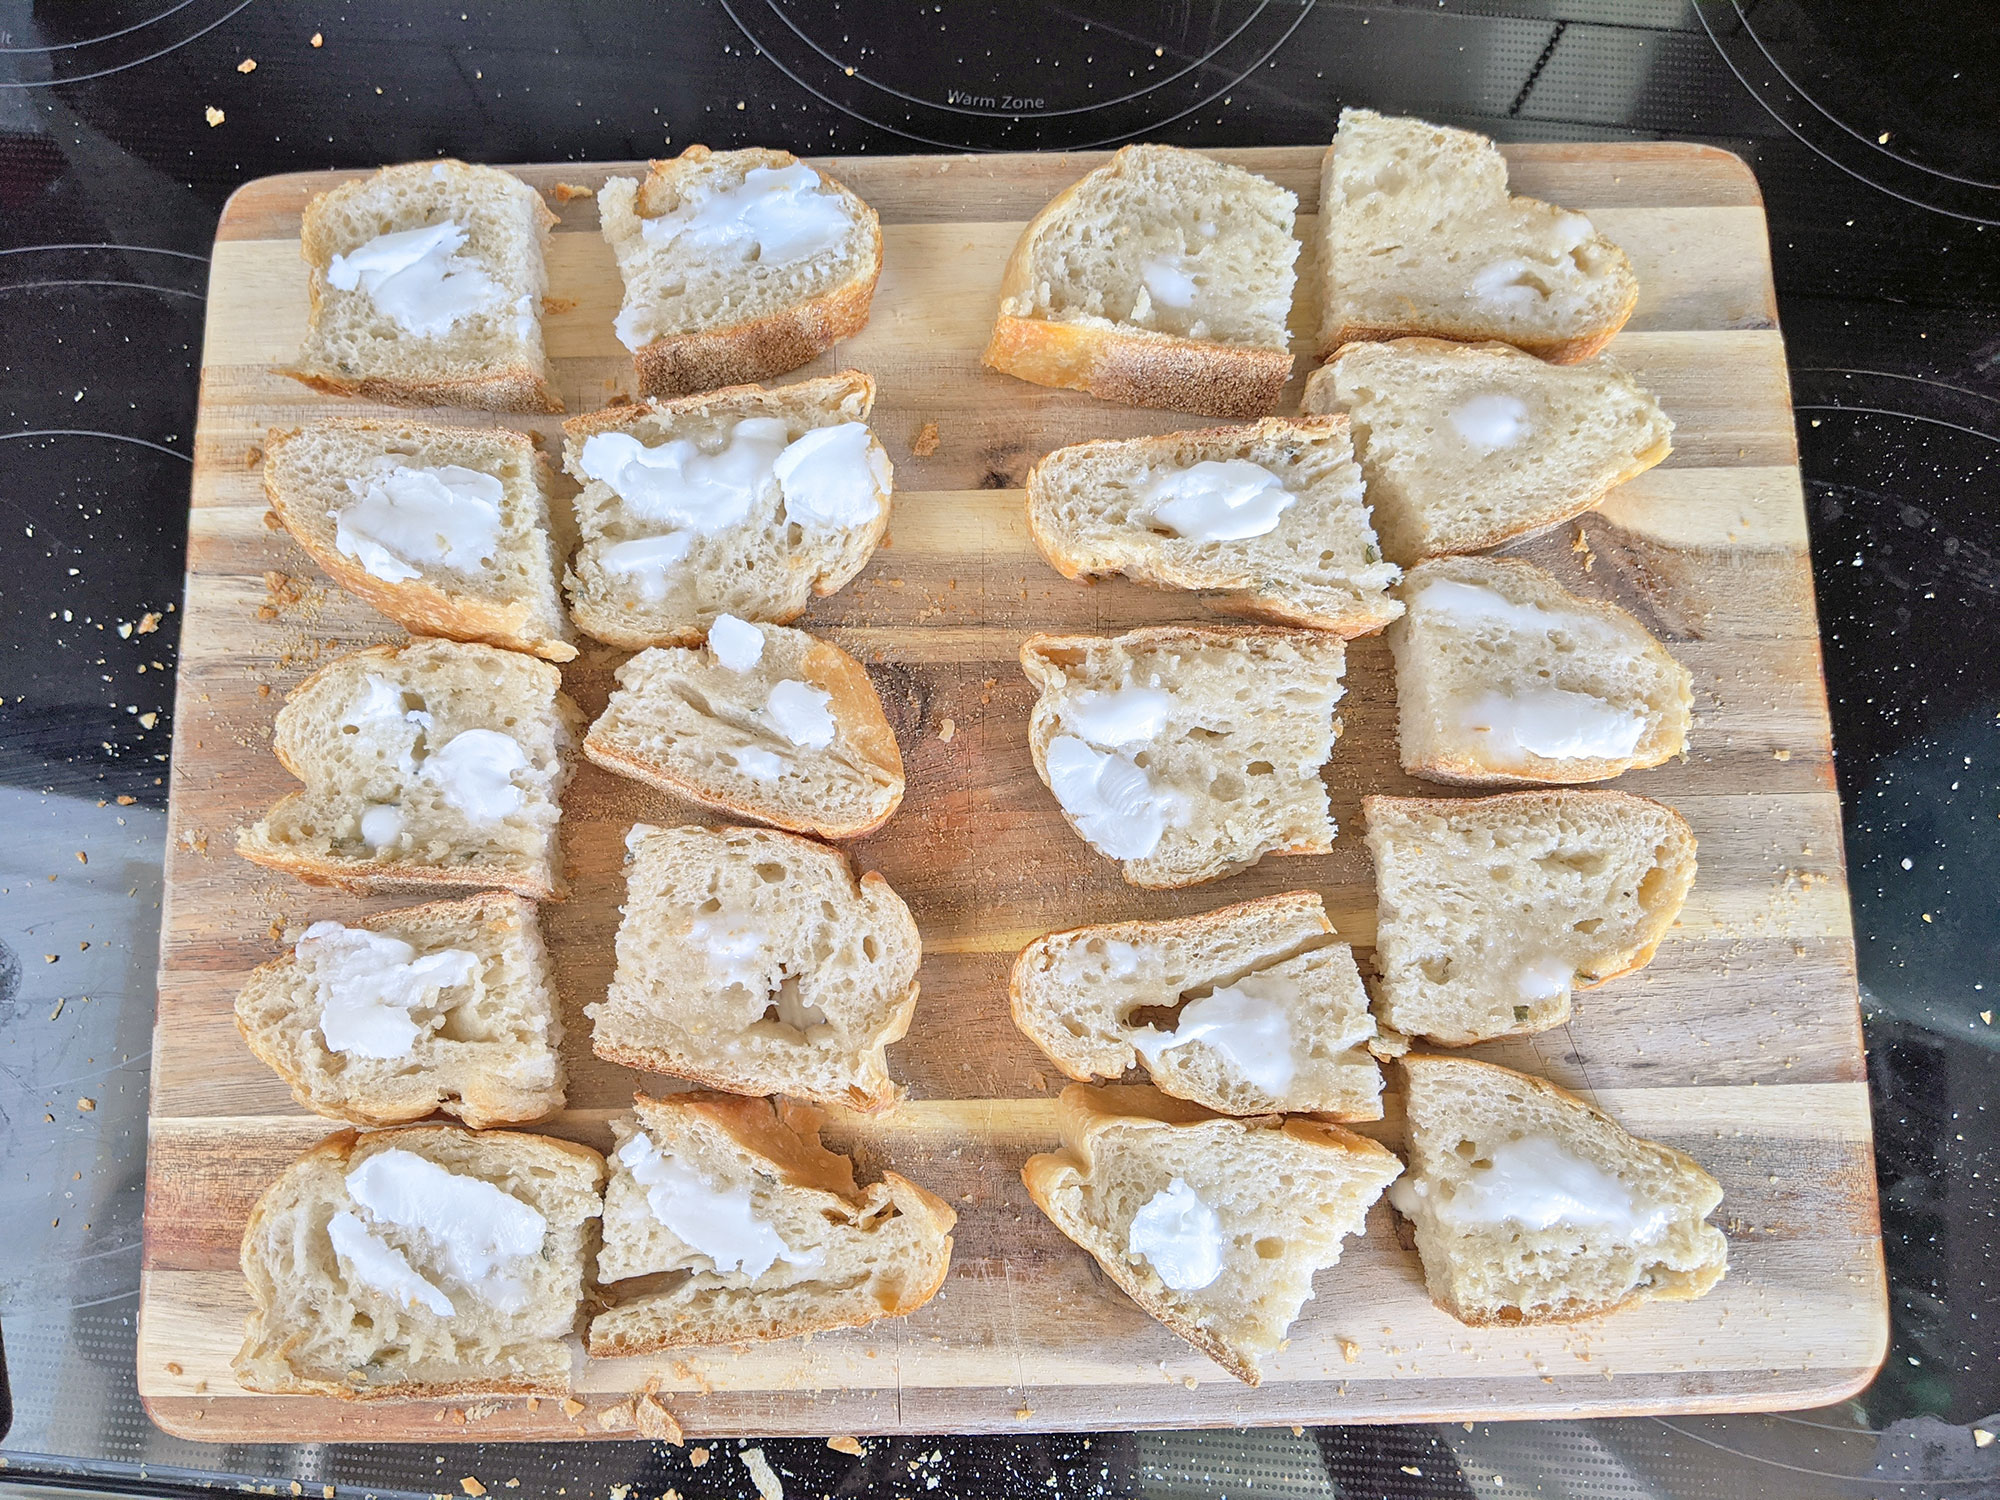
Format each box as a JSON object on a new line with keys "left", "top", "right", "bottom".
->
{"left": 1388, "top": 556, "right": 1691, "bottom": 785}
{"left": 1364, "top": 791, "right": 1697, "bottom": 1046}
{"left": 1021, "top": 625, "right": 1347, "bottom": 888}
{"left": 1025, "top": 415, "right": 1402, "bottom": 635}
{"left": 587, "top": 824, "right": 921, "bottom": 1112}
{"left": 1392, "top": 1056, "right": 1727, "bottom": 1325}
{"left": 1011, "top": 891, "right": 1385, "bottom": 1120}
{"left": 589, "top": 1092, "right": 955, "bottom": 1357}
{"left": 1023, "top": 1084, "right": 1402, "bottom": 1384}
{"left": 1301, "top": 339, "right": 1673, "bottom": 564}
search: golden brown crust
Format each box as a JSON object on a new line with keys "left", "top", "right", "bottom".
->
{"left": 589, "top": 1029, "right": 909, "bottom": 1116}
{"left": 1317, "top": 313, "right": 1633, "bottom": 367}
{"left": 985, "top": 314, "right": 1291, "bottom": 420}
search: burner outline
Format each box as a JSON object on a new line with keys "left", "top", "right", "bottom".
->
{"left": 0, "top": 0, "right": 258, "bottom": 91}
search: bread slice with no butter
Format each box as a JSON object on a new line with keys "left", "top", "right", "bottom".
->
{"left": 235, "top": 638, "right": 580, "bottom": 900}
{"left": 1392, "top": 1055, "right": 1727, "bottom": 1325}
{"left": 561, "top": 371, "right": 892, "bottom": 649}
{"left": 234, "top": 1123, "right": 606, "bottom": 1398}
{"left": 287, "top": 159, "right": 561, "bottom": 412}
{"left": 1011, "top": 891, "right": 1386, "bottom": 1120}
{"left": 584, "top": 615, "right": 904, "bottom": 841}
{"left": 587, "top": 824, "right": 922, "bottom": 1113}
{"left": 1022, "top": 1084, "right": 1402, "bottom": 1384}
{"left": 601, "top": 145, "right": 882, "bottom": 397}
{"left": 1024, "top": 415, "right": 1403, "bottom": 634}
{"left": 1388, "top": 556, "right": 1692, "bottom": 785}
{"left": 984, "top": 144, "right": 1300, "bottom": 419}
{"left": 1301, "top": 338, "right": 1674, "bottom": 565}
{"left": 588, "top": 1092, "right": 956, "bottom": 1357}
{"left": 1020, "top": 625, "right": 1347, "bottom": 889}
{"left": 264, "top": 419, "right": 576, "bottom": 661}
{"left": 1318, "top": 110, "right": 1639, "bottom": 363}
{"left": 1364, "top": 790, "right": 1697, "bottom": 1046}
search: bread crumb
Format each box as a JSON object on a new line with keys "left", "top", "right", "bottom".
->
{"left": 264, "top": 508, "right": 283, "bottom": 530}
{"left": 1773, "top": 748, "right": 1791, "bottom": 760}
{"left": 205, "top": 106, "right": 225, "bottom": 126}
{"left": 165, "top": 1361, "right": 183, "bottom": 1375}
{"left": 1976, "top": 1428, "right": 1994, "bottom": 1448}
{"left": 911, "top": 421, "right": 940, "bottom": 457}
{"left": 1181, "top": 1374, "right": 1199, "bottom": 1389}
{"left": 596, "top": 1398, "right": 635, "bottom": 1432}
{"left": 137, "top": 611, "right": 162, "bottom": 634}
{"left": 264, "top": 572, "right": 304, "bottom": 607}
{"left": 826, "top": 1436, "right": 864, "bottom": 1456}
{"left": 77, "top": 1098, "right": 96, "bottom": 1112}
{"left": 936, "top": 717, "right": 955, "bottom": 743}
{"left": 740, "top": 1448, "right": 784, "bottom": 1500}
{"left": 552, "top": 182, "right": 595, "bottom": 202}
{"left": 1015, "top": 1407, "right": 1034, "bottom": 1420}
{"left": 460, "top": 1480, "right": 486, "bottom": 1496}
{"left": 525, "top": 1396, "right": 539, "bottom": 1411}
{"left": 634, "top": 1392, "right": 682, "bottom": 1444}
{"left": 542, "top": 296, "right": 578, "bottom": 316}
{"left": 76, "top": 851, "right": 87, "bottom": 864}
{"left": 560, "top": 1397, "right": 584, "bottom": 1418}
{"left": 245, "top": 445, "right": 264, "bottom": 468}
{"left": 310, "top": 31, "right": 323, "bottom": 46}
{"left": 1030, "top": 1072, "right": 1046, "bottom": 1092}
{"left": 116, "top": 795, "right": 136, "bottom": 805}
{"left": 688, "top": 1448, "right": 709, "bottom": 1467}
{"left": 237, "top": 57, "right": 257, "bottom": 72}
{"left": 1340, "top": 1339, "right": 1361, "bottom": 1363}
{"left": 1291, "top": 1426, "right": 1305, "bottom": 1436}
{"left": 979, "top": 677, "right": 997, "bottom": 705}
{"left": 139, "top": 712, "right": 158, "bottom": 729}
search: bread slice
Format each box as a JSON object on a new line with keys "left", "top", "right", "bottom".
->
{"left": 561, "top": 371, "right": 892, "bottom": 649}
{"left": 1364, "top": 790, "right": 1697, "bottom": 1045}
{"left": 264, "top": 419, "right": 577, "bottom": 662}
{"left": 1388, "top": 556, "right": 1692, "bottom": 786}
{"left": 984, "top": 144, "right": 1299, "bottom": 419}
{"left": 1020, "top": 625, "right": 1346, "bottom": 888}
{"left": 236, "top": 638, "right": 580, "bottom": 900}
{"left": 1392, "top": 1055, "right": 1727, "bottom": 1325}
{"left": 1300, "top": 339, "right": 1673, "bottom": 564}
{"left": 234, "top": 1123, "right": 606, "bottom": 1398}
{"left": 600, "top": 145, "right": 882, "bottom": 397}
{"left": 1022, "top": 1084, "right": 1401, "bottom": 1384}
{"left": 1318, "top": 110, "right": 1638, "bottom": 363}
{"left": 233, "top": 892, "right": 563, "bottom": 1130}
{"left": 286, "top": 160, "right": 560, "bottom": 412}
{"left": 584, "top": 617, "right": 904, "bottom": 841}
{"left": 587, "top": 1092, "right": 955, "bottom": 1356}
{"left": 587, "top": 824, "right": 921, "bottom": 1112}
{"left": 1011, "top": 891, "right": 1384, "bottom": 1120}
{"left": 1024, "top": 415, "right": 1402, "bottom": 635}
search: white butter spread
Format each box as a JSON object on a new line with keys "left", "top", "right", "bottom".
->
{"left": 423, "top": 728, "right": 529, "bottom": 821}
{"left": 617, "top": 1130, "right": 822, "bottom": 1279}
{"left": 734, "top": 746, "right": 785, "bottom": 781}
{"left": 773, "top": 422, "right": 888, "bottom": 530}
{"left": 1552, "top": 211, "right": 1595, "bottom": 252}
{"left": 579, "top": 417, "right": 789, "bottom": 533}
{"left": 1142, "top": 460, "right": 1295, "bottom": 542}
{"left": 1449, "top": 394, "right": 1532, "bottom": 454}
{"left": 687, "top": 906, "right": 779, "bottom": 997}
{"left": 1411, "top": 578, "right": 1561, "bottom": 636}
{"left": 1043, "top": 735, "right": 1187, "bottom": 861}
{"left": 297, "top": 921, "right": 479, "bottom": 1059}
{"left": 599, "top": 531, "right": 694, "bottom": 600}
{"left": 327, "top": 221, "right": 509, "bottom": 338}
{"left": 334, "top": 463, "right": 504, "bottom": 583}
{"left": 1457, "top": 688, "right": 1647, "bottom": 762}
{"left": 1062, "top": 936, "right": 1147, "bottom": 986}
{"left": 360, "top": 803, "right": 406, "bottom": 850}
{"left": 766, "top": 680, "right": 835, "bottom": 748}
{"left": 707, "top": 612, "right": 766, "bottom": 671}
{"left": 1130, "top": 974, "right": 1298, "bottom": 1095}
{"left": 327, "top": 1209, "right": 454, "bottom": 1316}
{"left": 344, "top": 1148, "right": 548, "bottom": 1313}
{"left": 1127, "top": 1177, "right": 1226, "bottom": 1291}
{"left": 639, "top": 162, "right": 852, "bottom": 267}
{"left": 1470, "top": 258, "right": 1548, "bottom": 311}
{"left": 1394, "top": 1135, "right": 1672, "bottom": 1242}
{"left": 1514, "top": 953, "right": 1574, "bottom": 1006}
{"left": 342, "top": 674, "right": 433, "bottom": 775}
{"left": 1141, "top": 257, "right": 1198, "bottom": 310}
{"left": 1066, "top": 686, "right": 1174, "bottom": 749}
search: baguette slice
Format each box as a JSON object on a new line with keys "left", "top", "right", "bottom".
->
{"left": 587, "top": 824, "right": 921, "bottom": 1112}
{"left": 1021, "top": 625, "right": 1346, "bottom": 888}
{"left": 1388, "top": 556, "right": 1692, "bottom": 785}
{"left": 561, "top": 371, "right": 892, "bottom": 649}
{"left": 984, "top": 144, "right": 1299, "bottom": 419}
{"left": 287, "top": 160, "right": 561, "bottom": 412}
{"left": 1022, "top": 1084, "right": 1401, "bottom": 1384}
{"left": 1318, "top": 110, "right": 1638, "bottom": 363}
{"left": 584, "top": 617, "right": 904, "bottom": 841}
{"left": 1011, "top": 891, "right": 1385, "bottom": 1120}
{"left": 234, "top": 1123, "right": 606, "bottom": 1398}
{"left": 601, "top": 145, "right": 882, "bottom": 397}
{"left": 233, "top": 892, "right": 563, "bottom": 1130}
{"left": 1392, "top": 1056, "right": 1727, "bottom": 1324}
{"left": 1364, "top": 791, "right": 1697, "bottom": 1046}
{"left": 1024, "top": 415, "right": 1402, "bottom": 635}
{"left": 588, "top": 1092, "right": 956, "bottom": 1357}
{"left": 236, "top": 639, "right": 580, "bottom": 900}
{"left": 1300, "top": 339, "right": 1674, "bottom": 564}
{"left": 264, "top": 419, "right": 577, "bottom": 661}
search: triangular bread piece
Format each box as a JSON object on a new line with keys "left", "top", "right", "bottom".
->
{"left": 1392, "top": 1056, "right": 1727, "bottom": 1324}
{"left": 1022, "top": 1085, "right": 1401, "bottom": 1384}
{"left": 588, "top": 1092, "right": 956, "bottom": 1357}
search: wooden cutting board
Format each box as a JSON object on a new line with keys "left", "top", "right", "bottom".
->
{"left": 140, "top": 144, "right": 1888, "bottom": 1441}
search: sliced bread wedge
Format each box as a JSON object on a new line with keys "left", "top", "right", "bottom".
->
{"left": 286, "top": 159, "right": 560, "bottom": 412}
{"left": 1300, "top": 338, "right": 1674, "bottom": 564}
{"left": 1011, "top": 891, "right": 1385, "bottom": 1120}
{"left": 600, "top": 145, "right": 882, "bottom": 397}
{"left": 984, "top": 144, "right": 1299, "bottom": 418}
{"left": 1023, "top": 1084, "right": 1401, "bottom": 1384}
{"left": 233, "top": 891, "right": 563, "bottom": 1130}
{"left": 1021, "top": 625, "right": 1347, "bottom": 888}
{"left": 1388, "top": 556, "right": 1692, "bottom": 785}
{"left": 234, "top": 1123, "right": 606, "bottom": 1398}
{"left": 264, "top": 419, "right": 576, "bottom": 661}
{"left": 588, "top": 1092, "right": 955, "bottom": 1357}
{"left": 1318, "top": 110, "right": 1638, "bottom": 363}
{"left": 584, "top": 616, "right": 904, "bottom": 840}
{"left": 1364, "top": 790, "right": 1697, "bottom": 1046}
{"left": 561, "top": 371, "right": 892, "bottom": 648}
{"left": 587, "top": 824, "right": 922, "bottom": 1113}
{"left": 236, "top": 638, "right": 579, "bottom": 900}
{"left": 1024, "top": 415, "right": 1402, "bottom": 634}
{"left": 1392, "top": 1055, "right": 1727, "bottom": 1324}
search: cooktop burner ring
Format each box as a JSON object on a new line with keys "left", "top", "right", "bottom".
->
{"left": 0, "top": 0, "right": 256, "bottom": 91}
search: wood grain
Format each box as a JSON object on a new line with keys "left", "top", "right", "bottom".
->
{"left": 141, "top": 144, "right": 1886, "bottom": 1441}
